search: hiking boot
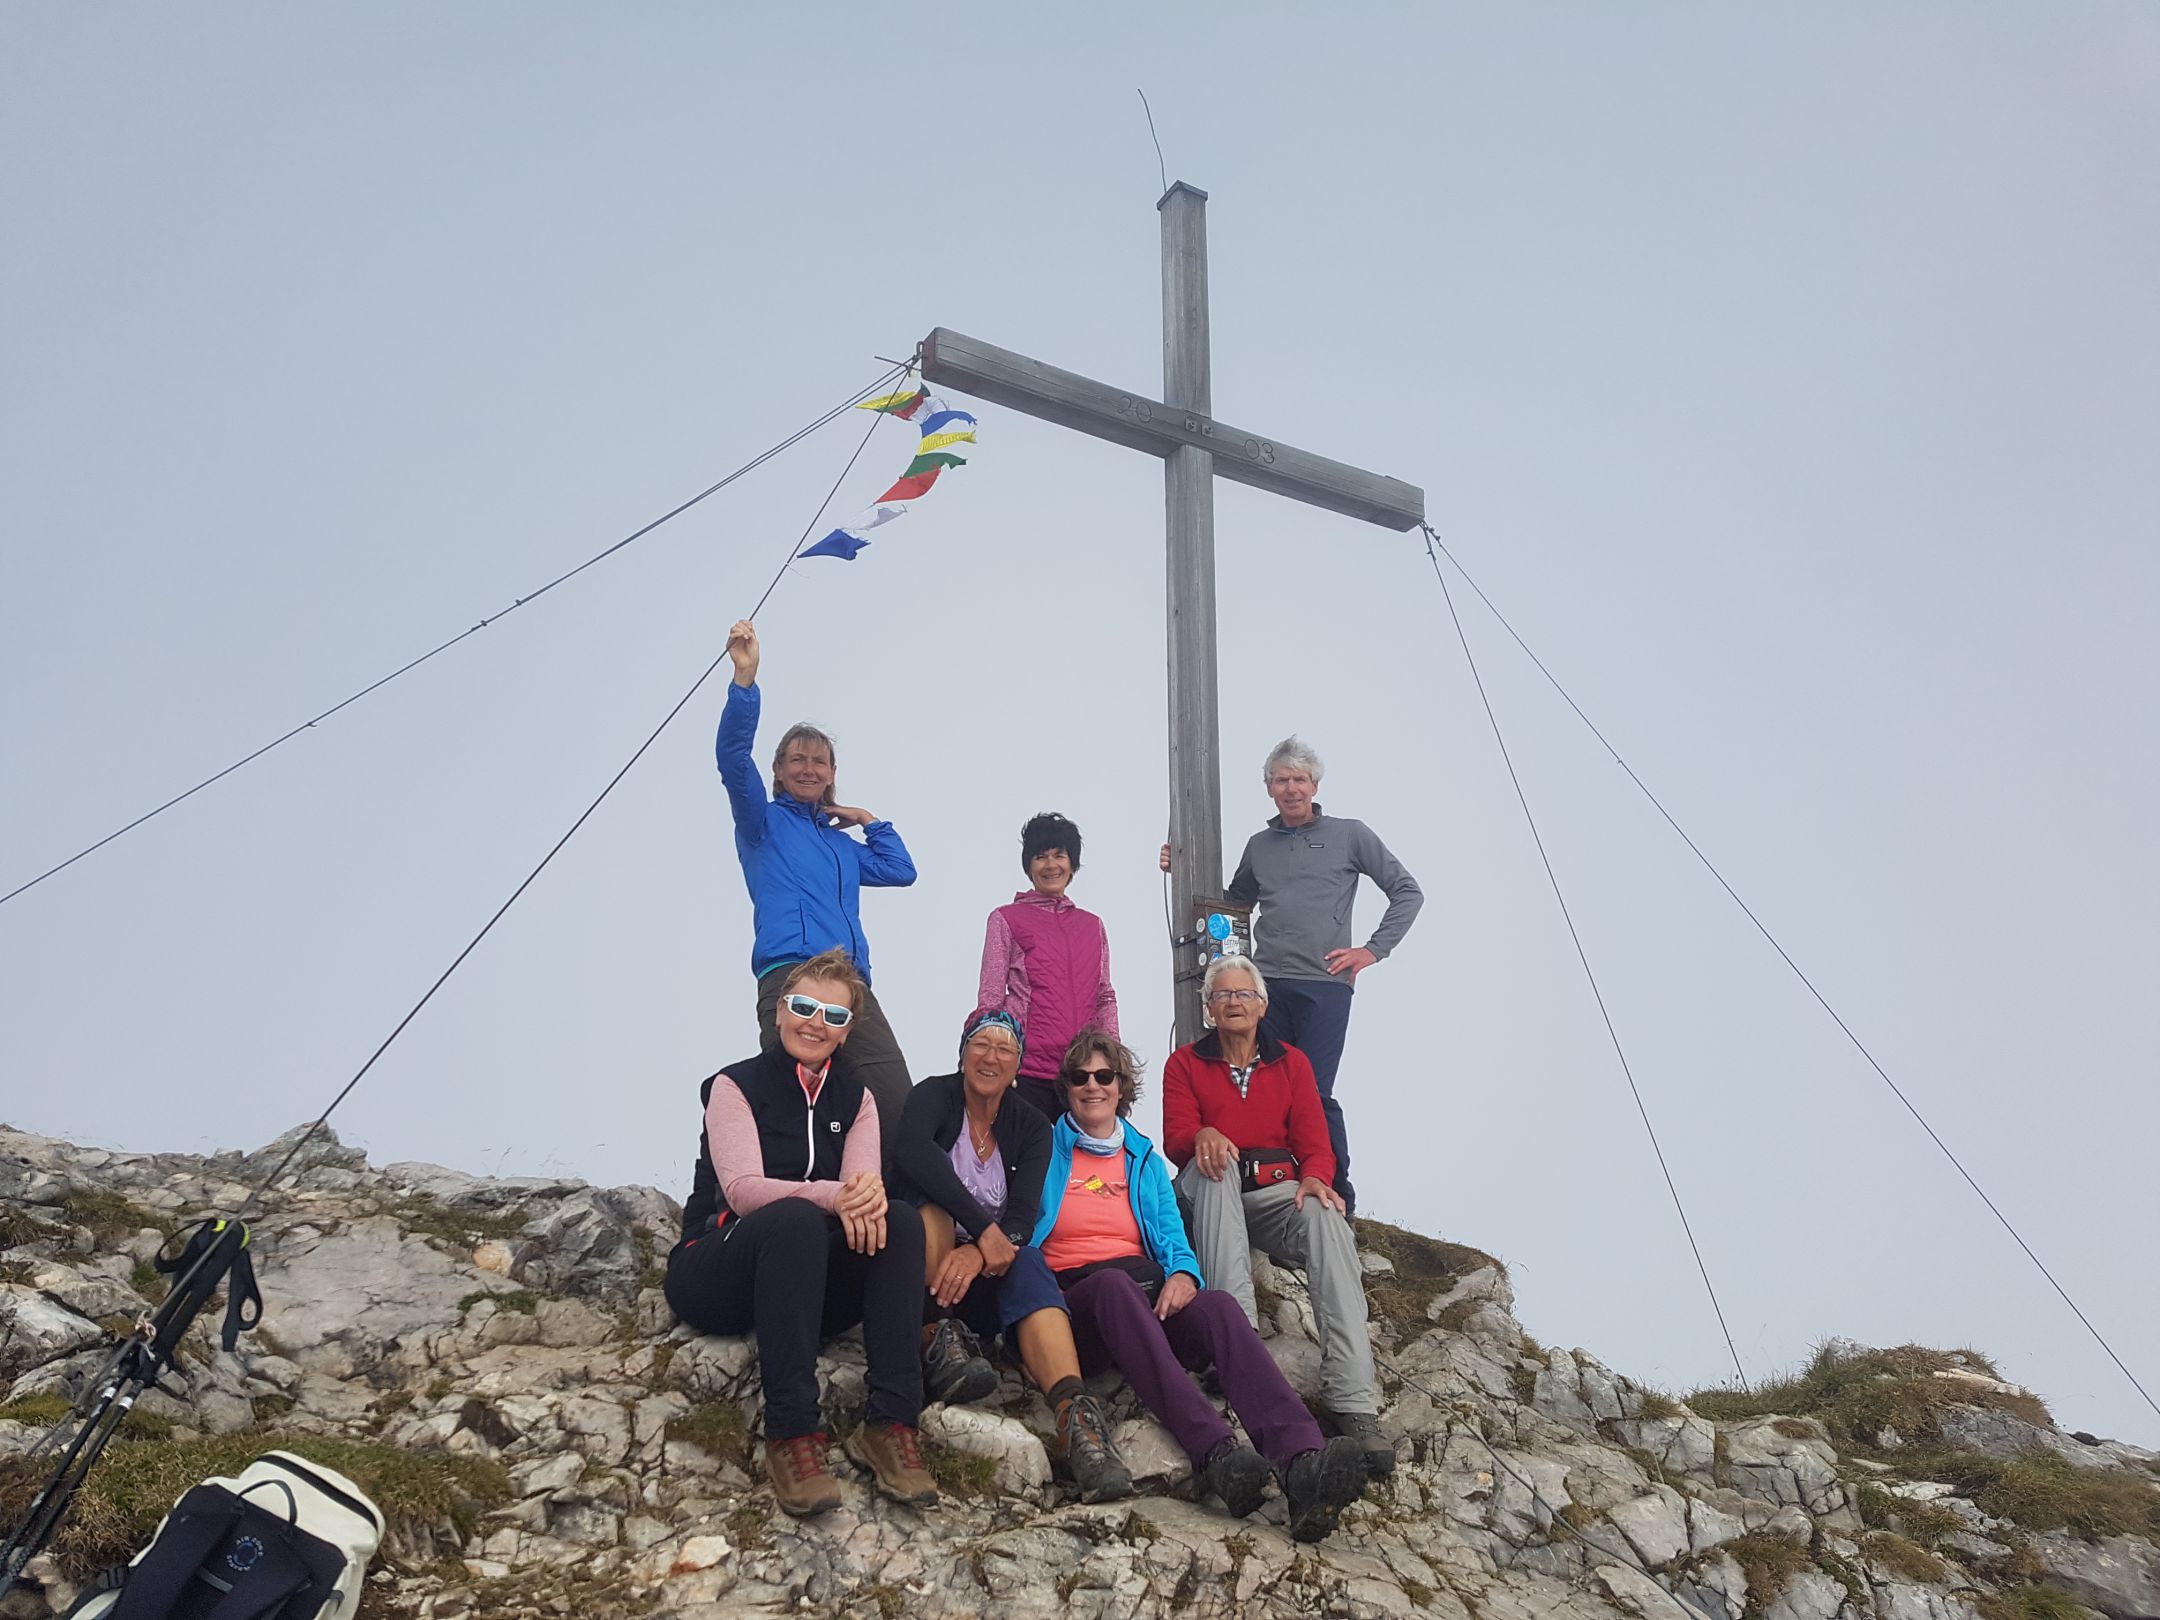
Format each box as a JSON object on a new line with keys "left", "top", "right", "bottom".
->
{"left": 1054, "top": 1393, "right": 1133, "bottom": 1503}
{"left": 1322, "top": 1408, "right": 1397, "bottom": 1477}
{"left": 845, "top": 1421, "right": 940, "bottom": 1507}
{"left": 922, "top": 1318, "right": 999, "bottom": 1406}
{"left": 764, "top": 1430, "right": 843, "bottom": 1517}
{"left": 1198, "top": 1438, "right": 1272, "bottom": 1519}
{"left": 1284, "top": 1435, "right": 1367, "bottom": 1543}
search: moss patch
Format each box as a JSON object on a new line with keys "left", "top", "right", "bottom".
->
{"left": 1685, "top": 1342, "right": 2051, "bottom": 1452}
{"left": 922, "top": 1440, "right": 999, "bottom": 1499}
{"left": 0, "top": 1431, "right": 510, "bottom": 1577}
{"left": 1354, "top": 1218, "right": 1504, "bottom": 1331}
{"left": 390, "top": 1194, "right": 531, "bottom": 1249}
{"left": 664, "top": 1400, "right": 752, "bottom": 1470}
{"left": 60, "top": 1189, "right": 176, "bottom": 1242}
{"left": 457, "top": 1288, "right": 538, "bottom": 1316}
{"left": 129, "top": 1260, "right": 171, "bottom": 1304}
{"left": 0, "top": 1394, "right": 75, "bottom": 1428}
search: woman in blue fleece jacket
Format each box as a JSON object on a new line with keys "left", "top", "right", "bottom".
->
{"left": 716, "top": 619, "right": 917, "bottom": 1144}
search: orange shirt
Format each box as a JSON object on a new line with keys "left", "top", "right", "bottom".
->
{"left": 1039, "top": 1161, "right": 1144, "bottom": 1272}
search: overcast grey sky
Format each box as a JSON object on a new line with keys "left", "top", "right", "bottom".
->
{"left": 4, "top": 6, "right": 2155, "bottom": 1443}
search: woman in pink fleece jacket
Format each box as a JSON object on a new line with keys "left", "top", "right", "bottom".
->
{"left": 979, "top": 812, "right": 1120, "bottom": 1118}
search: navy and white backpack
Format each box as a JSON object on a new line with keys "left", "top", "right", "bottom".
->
{"left": 67, "top": 1450, "right": 384, "bottom": 1620}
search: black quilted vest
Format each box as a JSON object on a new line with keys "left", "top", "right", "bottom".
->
{"left": 677, "top": 1048, "right": 864, "bottom": 1244}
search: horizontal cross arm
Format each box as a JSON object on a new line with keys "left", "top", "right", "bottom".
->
{"left": 920, "top": 327, "right": 1425, "bottom": 531}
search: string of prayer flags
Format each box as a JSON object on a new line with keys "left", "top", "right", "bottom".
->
{"left": 799, "top": 388, "right": 976, "bottom": 561}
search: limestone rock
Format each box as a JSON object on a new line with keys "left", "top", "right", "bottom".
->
{"left": 920, "top": 1405, "right": 1051, "bottom": 1497}
{"left": 0, "top": 1286, "right": 103, "bottom": 1379}
{"left": 2036, "top": 1532, "right": 2160, "bottom": 1620}
{"left": 4, "top": 1119, "right": 2154, "bottom": 1620}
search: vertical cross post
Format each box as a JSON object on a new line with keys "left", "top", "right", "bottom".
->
{"left": 1160, "top": 181, "right": 1221, "bottom": 1050}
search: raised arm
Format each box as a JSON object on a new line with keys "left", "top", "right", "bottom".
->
{"left": 1358, "top": 823, "right": 1424, "bottom": 959}
{"left": 714, "top": 621, "right": 768, "bottom": 843}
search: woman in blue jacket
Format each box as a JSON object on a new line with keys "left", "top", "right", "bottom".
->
{"left": 1032, "top": 1031, "right": 1368, "bottom": 1543}
{"left": 717, "top": 619, "right": 917, "bottom": 1143}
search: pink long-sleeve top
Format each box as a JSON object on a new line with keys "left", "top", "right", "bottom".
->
{"left": 979, "top": 890, "right": 1120, "bottom": 1081}
{"left": 703, "top": 1063, "right": 880, "bottom": 1215}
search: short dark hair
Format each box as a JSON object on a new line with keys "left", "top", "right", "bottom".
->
{"left": 1021, "top": 811, "right": 1082, "bottom": 874}
{"left": 1056, "top": 1028, "right": 1142, "bottom": 1117}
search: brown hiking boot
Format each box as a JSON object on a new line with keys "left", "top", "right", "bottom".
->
{"left": 764, "top": 1430, "right": 843, "bottom": 1516}
{"left": 845, "top": 1421, "right": 940, "bottom": 1506}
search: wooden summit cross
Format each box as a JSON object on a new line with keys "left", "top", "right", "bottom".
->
{"left": 921, "top": 181, "right": 1425, "bottom": 1047}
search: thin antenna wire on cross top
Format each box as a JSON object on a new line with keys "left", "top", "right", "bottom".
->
{"left": 1137, "top": 89, "right": 1169, "bottom": 194}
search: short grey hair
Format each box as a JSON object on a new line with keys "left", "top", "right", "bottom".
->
{"left": 1263, "top": 735, "right": 1324, "bottom": 787}
{"left": 1201, "top": 951, "right": 1270, "bottom": 1013}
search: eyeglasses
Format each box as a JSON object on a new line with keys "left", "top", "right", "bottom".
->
{"left": 783, "top": 994, "right": 854, "bottom": 1029}
{"left": 1206, "top": 988, "right": 1262, "bottom": 1004}
{"left": 1066, "top": 1067, "right": 1124, "bottom": 1089}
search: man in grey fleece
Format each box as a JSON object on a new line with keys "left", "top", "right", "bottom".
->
{"left": 1173, "top": 736, "right": 1422, "bottom": 1215}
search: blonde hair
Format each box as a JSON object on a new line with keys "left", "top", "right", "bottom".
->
{"left": 771, "top": 722, "right": 837, "bottom": 804}
{"left": 781, "top": 948, "right": 864, "bottom": 1012}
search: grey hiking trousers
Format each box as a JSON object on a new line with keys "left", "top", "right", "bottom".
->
{"left": 1176, "top": 1161, "right": 1380, "bottom": 1416}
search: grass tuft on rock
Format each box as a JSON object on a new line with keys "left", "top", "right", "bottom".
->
{"left": 0, "top": 1206, "right": 55, "bottom": 1250}
{"left": 1855, "top": 1482, "right": 1969, "bottom": 1547}
{"left": 1684, "top": 1342, "right": 2050, "bottom": 1451}
{"left": 0, "top": 1431, "right": 510, "bottom": 1577}
{"left": 1723, "top": 1533, "right": 1814, "bottom": 1615}
{"left": 1862, "top": 1530, "right": 1947, "bottom": 1584}
{"left": 1353, "top": 1218, "right": 1504, "bottom": 1330}
{"left": 1975, "top": 1588, "right": 2094, "bottom": 1620}
{"left": 1915, "top": 1448, "right": 2160, "bottom": 1541}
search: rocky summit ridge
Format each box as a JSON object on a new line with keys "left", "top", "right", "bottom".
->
{"left": 3, "top": 1123, "right": 2156, "bottom": 1620}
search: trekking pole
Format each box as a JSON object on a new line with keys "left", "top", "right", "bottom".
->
{"left": 0, "top": 1219, "right": 254, "bottom": 1599}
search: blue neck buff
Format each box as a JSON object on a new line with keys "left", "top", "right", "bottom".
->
{"left": 1071, "top": 1118, "right": 1123, "bottom": 1157}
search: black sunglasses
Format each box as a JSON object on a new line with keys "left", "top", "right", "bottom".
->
{"left": 1065, "top": 1066, "right": 1124, "bottom": 1089}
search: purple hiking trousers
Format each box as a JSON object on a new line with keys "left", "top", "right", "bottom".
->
{"left": 1065, "top": 1268, "right": 1325, "bottom": 1472}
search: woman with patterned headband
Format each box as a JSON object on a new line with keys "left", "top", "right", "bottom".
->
{"left": 890, "top": 1009, "right": 1133, "bottom": 1502}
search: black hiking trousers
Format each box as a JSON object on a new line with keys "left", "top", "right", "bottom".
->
{"left": 665, "top": 1198, "right": 925, "bottom": 1441}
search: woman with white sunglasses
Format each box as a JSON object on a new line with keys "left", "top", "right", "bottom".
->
{"left": 664, "top": 949, "right": 935, "bottom": 1518}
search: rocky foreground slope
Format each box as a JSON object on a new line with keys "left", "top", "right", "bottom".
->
{"left": 3, "top": 1124, "right": 2156, "bottom": 1620}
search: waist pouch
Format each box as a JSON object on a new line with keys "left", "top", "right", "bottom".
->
{"left": 1055, "top": 1254, "right": 1165, "bottom": 1302}
{"left": 1241, "top": 1148, "right": 1299, "bottom": 1193}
